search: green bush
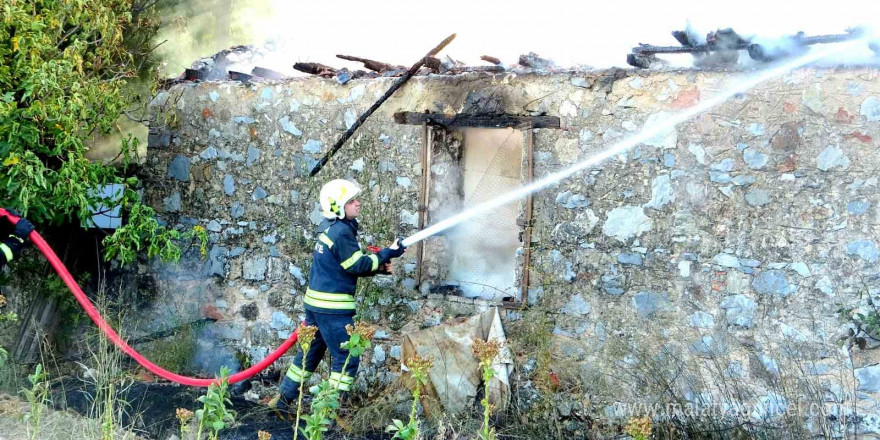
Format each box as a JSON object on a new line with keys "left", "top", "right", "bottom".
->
{"left": 0, "top": 0, "right": 199, "bottom": 264}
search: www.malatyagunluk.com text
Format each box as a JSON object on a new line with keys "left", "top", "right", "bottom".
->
{"left": 608, "top": 398, "right": 856, "bottom": 421}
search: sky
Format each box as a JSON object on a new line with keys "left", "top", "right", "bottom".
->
{"left": 227, "top": 0, "right": 880, "bottom": 73}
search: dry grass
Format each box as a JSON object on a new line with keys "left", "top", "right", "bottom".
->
{"left": 343, "top": 379, "right": 409, "bottom": 434}
{"left": 0, "top": 393, "right": 147, "bottom": 440}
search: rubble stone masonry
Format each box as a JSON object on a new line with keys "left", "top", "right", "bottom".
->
{"left": 139, "top": 66, "right": 880, "bottom": 434}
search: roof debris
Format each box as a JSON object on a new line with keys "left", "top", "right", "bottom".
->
{"left": 309, "top": 33, "right": 457, "bottom": 177}
{"left": 228, "top": 70, "right": 253, "bottom": 83}
{"left": 336, "top": 54, "right": 403, "bottom": 73}
{"left": 518, "top": 52, "right": 556, "bottom": 70}
{"left": 251, "top": 66, "right": 288, "bottom": 80}
{"left": 628, "top": 26, "right": 874, "bottom": 69}
{"left": 162, "top": 26, "right": 880, "bottom": 87}
{"left": 480, "top": 55, "right": 501, "bottom": 65}
{"left": 292, "top": 62, "right": 337, "bottom": 77}
{"left": 166, "top": 48, "right": 557, "bottom": 88}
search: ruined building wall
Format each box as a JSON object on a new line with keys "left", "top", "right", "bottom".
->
{"left": 138, "top": 67, "right": 880, "bottom": 432}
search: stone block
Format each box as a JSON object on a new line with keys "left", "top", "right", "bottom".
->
{"left": 243, "top": 257, "right": 268, "bottom": 281}
{"left": 632, "top": 291, "right": 672, "bottom": 318}
{"left": 167, "top": 155, "right": 191, "bottom": 181}
{"left": 720, "top": 294, "right": 757, "bottom": 328}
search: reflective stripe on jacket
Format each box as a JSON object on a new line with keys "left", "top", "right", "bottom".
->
{"left": 0, "top": 242, "right": 13, "bottom": 266}
{"left": 0, "top": 235, "right": 24, "bottom": 268}
{"left": 304, "top": 218, "right": 387, "bottom": 314}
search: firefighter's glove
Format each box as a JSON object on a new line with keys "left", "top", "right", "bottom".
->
{"left": 12, "top": 216, "right": 34, "bottom": 240}
{"left": 4, "top": 208, "right": 34, "bottom": 240}
{"left": 378, "top": 239, "right": 406, "bottom": 261}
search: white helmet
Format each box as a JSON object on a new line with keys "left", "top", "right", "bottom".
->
{"left": 319, "top": 179, "right": 361, "bottom": 219}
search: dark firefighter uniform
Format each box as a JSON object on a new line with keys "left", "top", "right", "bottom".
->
{"left": 275, "top": 217, "right": 404, "bottom": 413}
{"left": 0, "top": 212, "right": 34, "bottom": 269}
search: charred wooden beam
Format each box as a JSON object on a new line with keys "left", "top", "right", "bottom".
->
{"left": 632, "top": 43, "right": 715, "bottom": 55}
{"left": 336, "top": 54, "right": 400, "bottom": 72}
{"left": 393, "top": 112, "right": 560, "bottom": 129}
{"left": 228, "top": 70, "right": 253, "bottom": 82}
{"left": 520, "top": 125, "right": 534, "bottom": 303}
{"left": 184, "top": 68, "right": 207, "bottom": 81}
{"left": 632, "top": 29, "right": 863, "bottom": 59}
{"left": 423, "top": 56, "right": 442, "bottom": 72}
{"left": 309, "top": 33, "right": 457, "bottom": 177}
{"left": 450, "top": 65, "right": 505, "bottom": 73}
{"left": 627, "top": 53, "right": 659, "bottom": 69}
{"left": 481, "top": 55, "right": 501, "bottom": 65}
{"left": 293, "top": 62, "right": 337, "bottom": 76}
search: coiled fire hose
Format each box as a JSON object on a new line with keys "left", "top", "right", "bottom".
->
{"left": 0, "top": 208, "right": 299, "bottom": 387}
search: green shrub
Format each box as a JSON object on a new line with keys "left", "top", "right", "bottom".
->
{"left": 0, "top": 0, "right": 200, "bottom": 265}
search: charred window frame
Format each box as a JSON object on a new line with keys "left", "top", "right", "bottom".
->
{"left": 396, "top": 112, "right": 559, "bottom": 306}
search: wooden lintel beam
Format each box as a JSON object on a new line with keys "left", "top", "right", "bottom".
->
{"left": 393, "top": 112, "right": 560, "bottom": 129}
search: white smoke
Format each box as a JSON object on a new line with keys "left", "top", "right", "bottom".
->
{"left": 677, "top": 22, "right": 880, "bottom": 68}
{"left": 191, "top": 325, "right": 241, "bottom": 376}
{"left": 151, "top": 0, "right": 880, "bottom": 77}
{"left": 155, "top": 0, "right": 299, "bottom": 77}
{"left": 421, "top": 128, "right": 523, "bottom": 301}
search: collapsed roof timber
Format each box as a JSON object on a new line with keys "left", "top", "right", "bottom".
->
{"left": 163, "top": 26, "right": 880, "bottom": 88}
{"left": 165, "top": 43, "right": 556, "bottom": 87}
{"left": 628, "top": 26, "right": 880, "bottom": 69}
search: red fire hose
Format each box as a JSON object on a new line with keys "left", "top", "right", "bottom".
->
{"left": 0, "top": 208, "right": 299, "bottom": 387}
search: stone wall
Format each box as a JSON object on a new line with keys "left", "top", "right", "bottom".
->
{"left": 139, "top": 66, "right": 880, "bottom": 434}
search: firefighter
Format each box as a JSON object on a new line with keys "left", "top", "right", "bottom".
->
{"left": 0, "top": 210, "right": 34, "bottom": 269}
{"left": 272, "top": 179, "right": 406, "bottom": 418}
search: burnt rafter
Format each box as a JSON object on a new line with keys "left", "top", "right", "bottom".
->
{"left": 480, "top": 55, "right": 502, "bottom": 65}
{"left": 293, "top": 62, "right": 337, "bottom": 76}
{"left": 336, "top": 54, "right": 401, "bottom": 73}
{"left": 393, "top": 112, "right": 560, "bottom": 129}
{"left": 308, "top": 33, "right": 457, "bottom": 177}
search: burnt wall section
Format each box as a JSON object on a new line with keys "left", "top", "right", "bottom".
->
{"left": 418, "top": 127, "right": 463, "bottom": 290}
{"left": 139, "top": 67, "right": 880, "bottom": 434}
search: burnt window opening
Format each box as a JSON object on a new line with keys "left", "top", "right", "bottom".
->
{"left": 396, "top": 111, "right": 558, "bottom": 304}
{"left": 419, "top": 126, "right": 526, "bottom": 302}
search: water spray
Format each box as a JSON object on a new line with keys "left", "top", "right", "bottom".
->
{"left": 401, "top": 34, "right": 874, "bottom": 249}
